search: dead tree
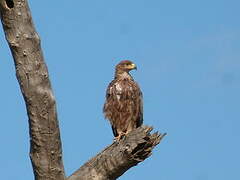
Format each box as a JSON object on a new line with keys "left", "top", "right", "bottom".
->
{"left": 0, "top": 0, "right": 166, "bottom": 180}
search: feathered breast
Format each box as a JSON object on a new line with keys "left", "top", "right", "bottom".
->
{"left": 103, "top": 78, "right": 143, "bottom": 136}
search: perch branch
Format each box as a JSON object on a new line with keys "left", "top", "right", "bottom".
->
{"left": 1, "top": 1, "right": 166, "bottom": 180}
{"left": 0, "top": 1, "right": 65, "bottom": 180}
{"left": 68, "top": 126, "right": 166, "bottom": 180}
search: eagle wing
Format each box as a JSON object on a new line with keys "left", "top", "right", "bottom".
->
{"left": 103, "top": 79, "right": 143, "bottom": 137}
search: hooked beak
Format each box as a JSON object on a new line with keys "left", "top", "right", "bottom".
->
{"left": 130, "top": 63, "right": 137, "bottom": 70}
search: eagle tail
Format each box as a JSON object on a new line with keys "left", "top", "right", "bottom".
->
{"left": 111, "top": 125, "right": 118, "bottom": 137}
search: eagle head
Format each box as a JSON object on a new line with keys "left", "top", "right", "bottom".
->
{"left": 115, "top": 60, "right": 137, "bottom": 72}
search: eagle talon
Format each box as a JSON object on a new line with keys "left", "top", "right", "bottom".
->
{"left": 114, "top": 132, "right": 126, "bottom": 141}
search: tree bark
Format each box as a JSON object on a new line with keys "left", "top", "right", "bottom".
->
{"left": 0, "top": 1, "right": 166, "bottom": 180}
{"left": 0, "top": 1, "right": 65, "bottom": 180}
{"left": 68, "top": 126, "right": 166, "bottom": 180}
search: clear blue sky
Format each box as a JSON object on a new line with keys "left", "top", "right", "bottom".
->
{"left": 1, "top": 0, "right": 240, "bottom": 179}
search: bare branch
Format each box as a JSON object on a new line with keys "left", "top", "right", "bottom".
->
{"left": 68, "top": 126, "right": 166, "bottom": 180}
{"left": 0, "top": 1, "right": 65, "bottom": 180}
{"left": 0, "top": 1, "right": 166, "bottom": 180}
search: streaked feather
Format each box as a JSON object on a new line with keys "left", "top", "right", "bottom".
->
{"left": 103, "top": 61, "right": 143, "bottom": 138}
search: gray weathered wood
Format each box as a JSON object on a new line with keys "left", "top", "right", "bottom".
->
{"left": 0, "top": 1, "right": 65, "bottom": 180}
{"left": 0, "top": 1, "right": 166, "bottom": 180}
{"left": 68, "top": 126, "right": 166, "bottom": 180}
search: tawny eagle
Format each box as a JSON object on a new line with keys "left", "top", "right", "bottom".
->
{"left": 103, "top": 60, "right": 143, "bottom": 140}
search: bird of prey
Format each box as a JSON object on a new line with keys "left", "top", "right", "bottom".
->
{"left": 103, "top": 60, "right": 143, "bottom": 141}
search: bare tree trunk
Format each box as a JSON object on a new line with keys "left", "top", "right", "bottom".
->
{"left": 0, "top": 1, "right": 65, "bottom": 180}
{"left": 0, "top": 1, "right": 166, "bottom": 180}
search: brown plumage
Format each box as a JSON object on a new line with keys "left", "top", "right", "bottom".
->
{"left": 103, "top": 60, "right": 143, "bottom": 140}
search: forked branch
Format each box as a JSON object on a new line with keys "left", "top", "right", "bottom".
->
{"left": 0, "top": 1, "right": 166, "bottom": 180}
